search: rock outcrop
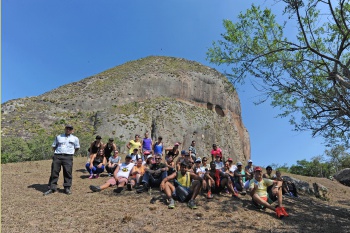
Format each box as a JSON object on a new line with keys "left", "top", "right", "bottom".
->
{"left": 1, "top": 56, "right": 250, "bottom": 162}
{"left": 334, "top": 168, "right": 350, "bottom": 187}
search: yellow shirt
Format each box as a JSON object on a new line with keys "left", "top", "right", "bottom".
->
{"left": 128, "top": 140, "right": 141, "bottom": 154}
{"left": 177, "top": 171, "right": 191, "bottom": 188}
{"left": 249, "top": 178, "right": 274, "bottom": 197}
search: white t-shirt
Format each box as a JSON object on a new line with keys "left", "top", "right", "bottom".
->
{"left": 117, "top": 162, "right": 135, "bottom": 178}
{"left": 229, "top": 165, "right": 237, "bottom": 173}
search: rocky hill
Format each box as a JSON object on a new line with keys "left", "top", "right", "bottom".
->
{"left": 1, "top": 56, "right": 250, "bottom": 162}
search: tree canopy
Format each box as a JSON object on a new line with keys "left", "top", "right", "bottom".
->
{"left": 207, "top": 0, "right": 350, "bottom": 145}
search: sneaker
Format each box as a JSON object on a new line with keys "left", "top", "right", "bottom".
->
{"left": 188, "top": 200, "right": 197, "bottom": 209}
{"left": 207, "top": 191, "right": 213, "bottom": 199}
{"left": 240, "top": 190, "right": 247, "bottom": 196}
{"left": 114, "top": 186, "right": 124, "bottom": 194}
{"left": 95, "top": 174, "right": 99, "bottom": 179}
{"left": 89, "top": 185, "right": 101, "bottom": 192}
{"left": 43, "top": 189, "right": 55, "bottom": 196}
{"left": 88, "top": 174, "right": 93, "bottom": 179}
{"left": 280, "top": 207, "right": 289, "bottom": 217}
{"left": 275, "top": 207, "right": 284, "bottom": 219}
{"left": 64, "top": 188, "right": 72, "bottom": 195}
{"left": 126, "top": 183, "right": 132, "bottom": 191}
{"left": 168, "top": 198, "right": 175, "bottom": 209}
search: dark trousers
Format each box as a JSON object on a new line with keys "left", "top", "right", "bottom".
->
{"left": 48, "top": 154, "right": 73, "bottom": 190}
{"left": 142, "top": 171, "right": 168, "bottom": 188}
{"left": 105, "top": 165, "right": 118, "bottom": 174}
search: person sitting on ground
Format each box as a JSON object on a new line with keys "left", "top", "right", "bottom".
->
{"left": 245, "top": 160, "right": 254, "bottom": 180}
{"left": 201, "top": 157, "right": 210, "bottom": 171}
{"left": 130, "top": 148, "right": 141, "bottom": 163}
{"left": 88, "top": 135, "right": 104, "bottom": 160}
{"left": 141, "top": 132, "right": 153, "bottom": 157}
{"left": 263, "top": 166, "right": 274, "bottom": 179}
{"left": 165, "top": 143, "right": 180, "bottom": 161}
{"left": 105, "top": 149, "right": 122, "bottom": 176}
{"left": 214, "top": 154, "right": 224, "bottom": 170}
{"left": 248, "top": 166, "right": 289, "bottom": 219}
{"left": 143, "top": 154, "right": 154, "bottom": 166}
{"left": 128, "top": 158, "right": 145, "bottom": 190}
{"left": 233, "top": 162, "right": 247, "bottom": 195}
{"left": 176, "top": 150, "right": 186, "bottom": 171}
{"left": 166, "top": 155, "right": 176, "bottom": 176}
{"left": 188, "top": 140, "right": 197, "bottom": 162}
{"left": 152, "top": 136, "right": 164, "bottom": 159}
{"left": 211, "top": 144, "right": 222, "bottom": 161}
{"left": 137, "top": 154, "right": 168, "bottom": 193}
{"left": 89, "top": 154, "right": 135, "bottom": 193}
{"left": 227, "top": 158, "right": 237, "bottom": 173}
{"left": 104, "top": 138, "right": 117, "bottom": 161}
{"left": 273, "top": 170, "right": 298, "bottom": 197}
{"left": 205, "top": 161, "right": 236, "bottom": 199}
{"left": 126, "top": 134, "right": 141, "bottom": 156}
{"left": 193, "top": 157, "right": 207, "bottom": 191}
{"left": 86, "top": 148, "right": 107, "bottom": 179}
{"left": 160, "top": 161, "right": 203, "bottom": 209}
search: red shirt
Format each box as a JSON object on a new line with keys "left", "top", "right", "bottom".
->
{"left": 211, "top": 148, "right": 222, "bottom": 159}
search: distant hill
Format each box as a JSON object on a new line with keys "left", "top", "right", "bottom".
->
{"left": 1, "top": 56, "right": 250, "bottom": 162}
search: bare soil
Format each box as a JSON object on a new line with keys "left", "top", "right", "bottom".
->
{"left": 2, "top": 157, "right": 350, "bottom": 233}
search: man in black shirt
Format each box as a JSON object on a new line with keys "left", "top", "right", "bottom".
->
{"left": 137, "top": 154, "right": 168, "bottom": 193}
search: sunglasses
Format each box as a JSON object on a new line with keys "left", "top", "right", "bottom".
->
{"left": 155, "top": 158, "right": 161, "bottom": 160}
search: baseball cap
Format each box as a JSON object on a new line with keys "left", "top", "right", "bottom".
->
{"left": 174, "top": 143, "right": 179, "bottom": 146}
{"left": 195, "top": 158, "right": 202, "bottom": 163}
{"left": 237, "top": 162, "right": 243, "bottom": 166}
{"left": 227, "top": 158, "right": 233, "bottom": 162}
{"left": 248, "top": 159, "right": 253, "bottom": 163}
{"left": 147, "top": 155, "right": 153, "bottom": 159}
{"left": 125, "top": 154, "right": 132, "bottom": 159}
{"left": 181, "top": 150, "right": 186, "bottom": 155}
{"left": 254, "top": 166, "right": 262, "bottom": 172}
{"left": 96, "top": 135, "right": 102, "bottom": 139}
{"left": 65, "top": 124, "right": 73, "bottom": 129}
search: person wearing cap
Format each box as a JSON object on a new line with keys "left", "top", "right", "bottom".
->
{"left": 227, "top": 158, "right": 237, "bottom": 173}
{"left": 86, "top": 148, "right": 107, "bottom": 179}
{"left": 88, "top": 135, "right": 104, "bottom": 161}
{"left": 127, "top": 134, "right": 141, "bottom": 155}
{"left": 152, "top": 136, "right": 164, "bottom": 157}
{"left": 205, "top": 161, "right": 236, "bottom": 199}
{"left": 188, "top": 140, "right": 197, "bottom": 162}
{"left": 194, "top": 157, "right": 208, "bottom": 191}
{"left": 106, "top": 149, "right": 122, "bottom": 176}
{"left": 248, "top": 166, "right": 289, "bottom": 219}
{"left": 234, "top": 162, "right": 247, "bottom": 195}
{"left": 211, "top": 144, "right": 222, "bottom": 161}
{"left": 141, "top": 132, "right": 153, "bottom": 157}
{"left": 44, "top": 125, "right": 80, "bottom": 196}
{"left": 104, "top": 138, "right": 117, "bottom": 161}
{"left": 136, "top": 154, "right": 168, "bottom": 193}
{"left": 160, "top": 161, "right": 203, "bottom": 209}
{"left": 143, "top": 154, "right": 154, "bottom": 167}
{"left": 130, "top": 148, "right": 141, "bottom": 163}
{"left": 89, "top": 154, "right": 135, "bottom": 193}
{"left": 245, "top": 160, "right": 254, "bottom": 180}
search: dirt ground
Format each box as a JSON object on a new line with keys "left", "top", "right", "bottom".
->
{"left": 2, "top": 157, "right": 350, "bottom": 233}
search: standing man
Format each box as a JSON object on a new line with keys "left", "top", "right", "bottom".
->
{"left": 188, "top": 140, "right": 197, "bottom": 162}
{"left": 44, "top": 124, "right": 80, "bottom": 195}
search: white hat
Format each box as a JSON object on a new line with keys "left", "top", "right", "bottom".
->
{"left": 248, "top": 159, "right": 253, "bottom": 163}
{"left": 195, "top": 157, "right": 202, "bottom": 163}
{"left": 147, "top": 155, "right": 153, "bottom": 159}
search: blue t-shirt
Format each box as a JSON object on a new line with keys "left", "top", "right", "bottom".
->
{"left": 52, "top": 134, "right": 80, "bottom": 155}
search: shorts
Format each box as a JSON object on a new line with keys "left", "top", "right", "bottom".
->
{"left": 108, "top": 177, "right": 128, "bottom": 186}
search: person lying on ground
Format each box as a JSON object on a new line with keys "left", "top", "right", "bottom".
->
{"left": 89, "top": 154, "right": 134, "bottom": 193}
{"left": 86, "top": 149, "right": 107, "bottom": 179}
{"left": 160, "top": 161, "right": 202, "bottom": 209}
{"left": 248, "top": 166, "right": 289, "bottom": 219}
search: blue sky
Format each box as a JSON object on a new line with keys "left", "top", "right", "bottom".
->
{"left": 2, "top": 0, "right": 326, "bottom": 167}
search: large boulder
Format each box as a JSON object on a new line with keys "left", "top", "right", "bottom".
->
{"left": 333, "top": 168, "right": 350, "bottom": 187}
{"left": 1, "top": 56, "right": 251, "bottom": 163}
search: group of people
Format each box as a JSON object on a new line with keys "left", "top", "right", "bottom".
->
{"left": 44, "top": 126, "right": 292, "bottom": 219}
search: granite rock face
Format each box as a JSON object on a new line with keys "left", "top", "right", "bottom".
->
{"left": 334, "top": 168, "right": 350, "bottom": 187}
{"left": 1, "top": 56, "right": 250, "bottom": 162}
